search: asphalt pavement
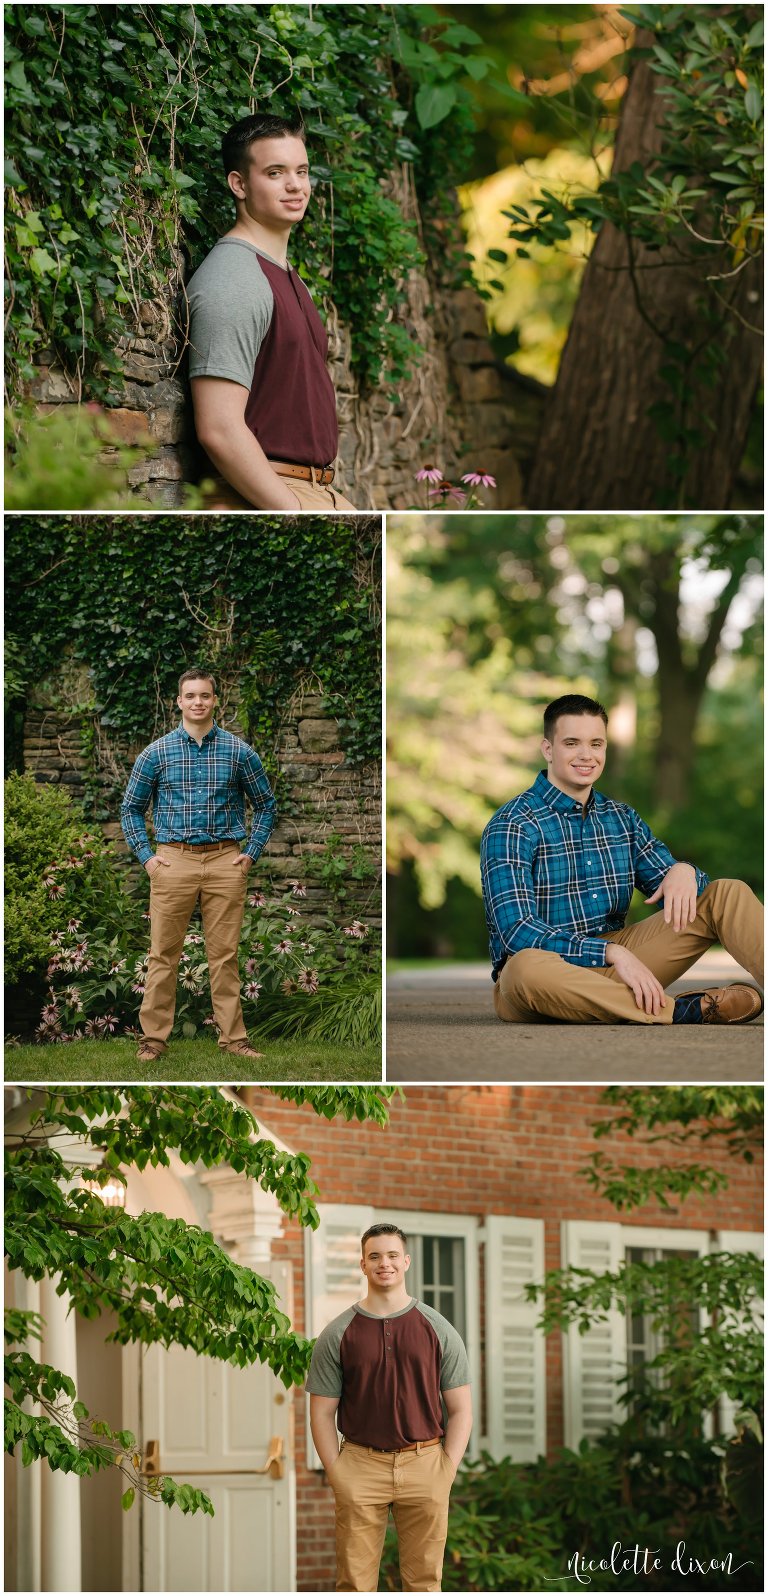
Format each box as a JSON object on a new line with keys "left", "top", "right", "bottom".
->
{"left": 386, "top": 951, "right": 764, "bottom": 1081}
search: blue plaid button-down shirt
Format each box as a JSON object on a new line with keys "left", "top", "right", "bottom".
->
{"left": 481, "top": 770, "right": 709, "bottom": 978}
{"left": 120, "top": 722, "right": 277, "bottom": 866}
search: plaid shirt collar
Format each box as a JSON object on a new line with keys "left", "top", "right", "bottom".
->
{"left": 530, "top": 768, "right": 599, "bottom": 817}
{"left": 172, "top": 719, "right": 220, "bottom": 748}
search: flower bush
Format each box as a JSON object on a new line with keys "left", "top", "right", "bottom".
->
{"left": 33, "top": 872, "right": 381, "bottom": 1048}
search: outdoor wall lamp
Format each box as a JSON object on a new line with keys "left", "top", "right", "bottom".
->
{"left": 80, "top": 1169, "right": 127, "bottom": 1208}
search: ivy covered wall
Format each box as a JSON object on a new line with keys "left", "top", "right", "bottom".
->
{"left": 5, "top": 2, "right": 527, "bottom": 506}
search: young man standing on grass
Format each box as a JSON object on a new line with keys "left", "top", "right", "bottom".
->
{"left": 481, "top": 694, "right": 764, "bottom": 1027}
{"left": 187, "top": 111, "right": 357, "bottom": 512}
{"left": 307, "top": 1222, "right": 472, "bottom": 1592}
{"left": 120, "top": 669, "right": 276, "bottom": 1064}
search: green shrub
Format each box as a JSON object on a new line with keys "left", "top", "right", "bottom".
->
{"left": 5, "top": 774, "right": 98, "bottom": 984}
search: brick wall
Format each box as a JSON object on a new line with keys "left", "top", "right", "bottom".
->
{"left": 243, "top": 1085, "right": 762, "bottom": 1591}
{"left": 22, "top": 687, "right": 380, "bottom": 930}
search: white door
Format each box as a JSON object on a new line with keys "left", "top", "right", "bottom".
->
{"left": 140, "top": 1266, "right": 295, "bottom": 1593}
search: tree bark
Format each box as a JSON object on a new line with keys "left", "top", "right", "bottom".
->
{"left": 527, "top": 39, "right": 763, "bottom": 510}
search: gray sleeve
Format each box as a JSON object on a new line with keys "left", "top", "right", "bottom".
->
{"left": 305, "top": 1308, "right": 355, "bottom": 1398}
{"left": 419, "top": 1303, "right": 471, "bottom": 1389}
{"left": 186, "top": 243, "right": 273, "bottom": 388}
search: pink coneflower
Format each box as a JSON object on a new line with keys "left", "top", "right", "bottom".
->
{"left": 184, "top": 933, "right": 204, "bottom": 946}
{"left": 290, "top": 881, "right": 307, "bottom": 898}
{"left": 46, "top": 880, "right": 65, "bottom": 899}
{"left": 142, "top": 911, "right": 152, "bottom": 921}
{"left": 416, "top": 465, "right": 443, "bottom": 483}
{"left": 428, "top": 480, "right": 466, "bottom": 505}
{"left": 281, "top": 977, "right": 298, "bottom": 996}
{"left": 131, "top": 982, "right": 146, "bottom": 996}
{"left": 108, "top": 959, "right": 126, "bottom": 974}
{"left": 51, "top": 931, "right": 65, "bottom": 947}
{"left": 276, "top": 938, "right": 293, "bottom": 954}
{"left": 343, "top": 920, "right": 368, "bottom": 939}
{"left": 248, "top": 890, "right": 267, "bottom": 908}
{"left": 203, "top": 1015, "right": 218, "bottom": 1028}
{"left": 297, "top": 967, "right": 320, "bottom": 994}
{"left": 63, "top": 986, "right": 83, "bottom": 1011}
{"left": 243, "top": 980, "right": 262, "bottom": 1001}
{"left": 461, "top": 471, "right": 497, "bottom": 489}
{"left": 245, "top": 957, "right": 258, "bottom": 974}
{"left": 66, "top": 919, "right": 82, "bottom": 933}
{"left": 286, "top": 906, "right": 301, "bottom": 917}
{"left": 179, "top": 970, "right": 202, "bottom": 991}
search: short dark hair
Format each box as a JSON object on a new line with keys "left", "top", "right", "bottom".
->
{"left": 543, "top": 694, "right": 608, "bottom": 739}
{"left": 361, "top": 1223, "right": 408, "bottom": 1255}
{"left": 178, "top": 668, "right": 217, "bottom": 695}
{"left": 221, "top": 112, "right": 306, "bottom": 178}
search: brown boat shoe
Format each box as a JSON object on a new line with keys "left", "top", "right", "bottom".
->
{"left": 692, "top": 984, "right": 764, "bottom": 1024}
{"left": 222, "top": 1039, "right": 265, "bottom": 1058}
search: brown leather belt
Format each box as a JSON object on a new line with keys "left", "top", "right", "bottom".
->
{"left": 161, "top": 840, "right": 240, "bottom": 853}
{"left": 269, "top": 459, "right": 335, "bottom": 485}
{"left": 368, "top": 1437, "right": 442, "bottom": 1455}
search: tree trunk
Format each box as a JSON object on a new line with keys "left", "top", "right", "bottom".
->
{"left": 527, "top": 38, "right": 763, "bottom": 510}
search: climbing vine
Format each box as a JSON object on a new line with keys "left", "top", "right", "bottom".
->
{"left": 4, "top": 515, "right": 381, "bottom": 792}
{"left": 4, "top": 3, "right": 490, "bottom": 399}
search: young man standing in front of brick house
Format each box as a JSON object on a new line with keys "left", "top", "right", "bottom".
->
{"left": 120, "top": 669, "right": 276, "bottom": 1064}
{"left": 307, "top": 1223, "right": 472, "bottom": 1592}
{"left": 482, "top": 693, "right": 764, "bottom": 1027}
{"left": 187, "top": 112, "right": 357, "bottom": 512}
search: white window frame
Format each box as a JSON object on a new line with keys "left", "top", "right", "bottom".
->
{"left": 621, "top": 1223, "right": 713, "bottom": 1439}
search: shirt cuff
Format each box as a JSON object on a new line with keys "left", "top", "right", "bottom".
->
{"left": 134, "top": 843, "right": 154, "bottom": 866}
{"left": 568, "top": 936, "right": 610, "bottom": 969}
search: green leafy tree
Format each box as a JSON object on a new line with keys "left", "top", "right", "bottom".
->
{"left": 5, "top": 1084, "right": 396, "bottom": 1515}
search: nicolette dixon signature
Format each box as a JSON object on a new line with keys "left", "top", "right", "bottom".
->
{"left": 545, "top": 1542, "right": 754, "bottom": 1585}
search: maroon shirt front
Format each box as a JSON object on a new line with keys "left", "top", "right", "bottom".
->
{"left": 243, "top": 255, "right": 338, "bottom": 467}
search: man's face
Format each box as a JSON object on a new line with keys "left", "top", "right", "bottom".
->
{"left": 541, "top": 713, "right": 607, "bottom": 796}
{"left": 361, "top": 1234, "right": 410, "bottom": 1292}
{"left": 227, "top": 136, "right": 311, "bottom": 227}
{"left": 177, "top": 678, "right": 217, "bottom": 723}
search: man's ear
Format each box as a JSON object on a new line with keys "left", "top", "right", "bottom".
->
{"left": 540, "top": 737, "right": 553, "bottom": 764}
{"left": 227, "top": 169, "right": 246, "bottom": 203}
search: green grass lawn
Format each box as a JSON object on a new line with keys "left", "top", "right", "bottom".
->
{"left": 5, "top": 1037, "right": 382, "bottom": 1082}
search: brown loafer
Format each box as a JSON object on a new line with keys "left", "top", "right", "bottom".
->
{"left": 136, "top": 1042, "right": 167, "bottom": 1062}
{"left": 695, "top": 984, "right": 764, "bottom": 1024}
{"left": 222, "top": 1040, "right": 265, "bottom": 1058}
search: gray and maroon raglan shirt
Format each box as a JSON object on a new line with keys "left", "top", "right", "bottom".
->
{"left": 306, "top": 1298, "right": 470, "bottom": 1450}
{"left": 186, "top": 238, "right": 338, "bottom": 467}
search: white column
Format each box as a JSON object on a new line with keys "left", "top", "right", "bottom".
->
{"left": 39, "top": 1277, "right": 82, "bottom": 1593}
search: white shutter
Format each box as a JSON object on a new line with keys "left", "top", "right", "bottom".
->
{"left": 304, "top": 1203, "right": 374, "bottom": 1468}
{"left": 561, "top": 1220, "right": 624, "bottom": 1448}
{"left": 716, "top": 1230, "right": 764, "bottom": 1437}
{"left": 484, "top": 1216, "right": 546, "bottom": 1462}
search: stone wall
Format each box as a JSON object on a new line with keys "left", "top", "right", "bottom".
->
{"left": 22, "top": 687, "right": 381, "bottom": 933}
{"left": 25, "top": 203, "right": 544, "bottom": 510}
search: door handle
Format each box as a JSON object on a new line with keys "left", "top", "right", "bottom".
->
{"left": 141, "top": 1435, "right": 285, "bottom": 1479}
{"left": 254, "top": 1435, "right": 285, "bottom": 1479}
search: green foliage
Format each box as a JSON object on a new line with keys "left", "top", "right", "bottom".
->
{"left": 4, "top": 3, "right": 486, "bottom": 398}
{"left": 5, "top": 408, "right": 155, "bottom": 510}
{"left": 5, "top": 515, "right": 381, "bottom": 775}
{"left": 380, "top": 1439, "right": 762, "bottom": 1590}
{"left": 4, "top": 773, "right": 109, "bottom": 984}
{"left": 5, "top": 1084, "right": 396, "bottom": 1512}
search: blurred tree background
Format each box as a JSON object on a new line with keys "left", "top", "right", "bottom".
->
{"left": 444, "top": 2, "right": 764, "bottom": 506}
{"left": 387, "top": 514, "right": 763, "bottom": 958}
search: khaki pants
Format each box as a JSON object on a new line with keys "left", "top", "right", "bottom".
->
{"left": 329, "top": 1440, "right": 457, "bottom": 1592}
{"left": 206, "top": 469, "right": 357, "bottom": 512}
{"left": 140, "top": 843, "right": 249, "bottom": 1050}
{"left": 494, "top": 878, "right": 764, "bottom": 1025}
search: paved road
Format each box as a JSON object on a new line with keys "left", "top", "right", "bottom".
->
{"left": 386, "top": 952, "right": 764, "bottom": 1081}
